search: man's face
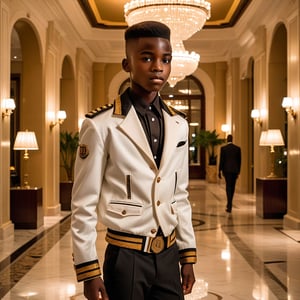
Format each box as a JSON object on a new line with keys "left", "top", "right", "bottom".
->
{"left": 123, "top": 37, "right": 172, "bottom": 95}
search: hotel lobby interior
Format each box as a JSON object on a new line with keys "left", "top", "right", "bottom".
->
{"left": 1, "top": 0, "right": 300, "bottom": 299}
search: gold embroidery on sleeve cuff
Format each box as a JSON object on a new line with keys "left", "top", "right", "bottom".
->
{"left": 179, "top": 249, "right": 197, "bottom": 264}
{"left": 75, "top": 260, "right": 101, "bottom": 282}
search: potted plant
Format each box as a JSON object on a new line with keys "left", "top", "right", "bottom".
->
{"left": 59, "top": 131, "right": 79, "bottom": 210}
{"left": 192, "top": 129, "right": 225, "bottom": 182}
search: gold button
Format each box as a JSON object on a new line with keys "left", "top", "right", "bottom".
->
{"left": 121, "top": 210, "right": 126, "bottom": 215}
{"left": 157, "top": 177, "right": 161, "bottom": 183}
{"left": 157, "top": 200, "right": 161, "bottom": 206}
{"left": 151, "top": 228, "right": 157, "bottom": 234}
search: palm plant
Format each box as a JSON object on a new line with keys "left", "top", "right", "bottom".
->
{"left": 60, "top": 131, "right": 79, "bottom": 181}
{"left": 192, "top": 129, "right": 225, "bottom": 165}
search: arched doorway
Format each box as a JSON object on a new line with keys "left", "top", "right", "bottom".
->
{"left": 10, "top": 21, "right": 43, "bottom": 188}
{"left": 161, "top": 77, "right": 206, "bottom": 179}
{"left": 268, "top": 23, "right": 287, "bottom": 178}
{"left": 119, "top": 76, "right": 206, "bottom": 179}
{"left": 59, "top": 56, "right": 76, "bottom": 210}
{"left": 247, "top": 57, "right": 254, "bottom": 193}
{"left": 60, "top": 56, "right": 76, "bottom": 134}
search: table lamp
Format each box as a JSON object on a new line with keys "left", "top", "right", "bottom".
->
{"left": 13, "top": 130, "right": 39, "bottom": 188}
{"left": 259, "top": 129, "right": 284, "bottom": 178}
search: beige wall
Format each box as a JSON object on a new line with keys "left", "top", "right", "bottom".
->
{"left": 93, "top": 63, "right": 124, "bottom": 106}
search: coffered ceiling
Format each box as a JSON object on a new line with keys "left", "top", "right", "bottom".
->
{"left": 78, "top": 0, "right": 252, "bottom": 29}
{"left": 57, "top": 0, "right": 279, "bottom": 64}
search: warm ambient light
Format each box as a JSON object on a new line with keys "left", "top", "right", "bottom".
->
{"left": 166, "top": 100, "right": 188, "bottom": 111}
{"left": 124, "top": 0, "right": 211, "bottom": 42}
{"left": 124, "top": 0, "right": 211, "bottom": 87}
{"left": 282, "top": 97, "right": 296, "bottom": 119}
{"left": 168, "top": 45, "right": 200, "bottom": 87}
{"left": 2, "top": 98, "right": 16, "bottom": 118}
{"left": 251, "top": 109, "right": 262, "bottom": 126}
{"left": 259, "top": 129, "right": 284, "bottom": 178}
{"left": 50, "top": 110, "right": 67, "bottom": 130}
{"left": 221, "top": 124, "right": 230, "bottom": 133}
{"left": 221, "top": 124, "right": 230, "bottom": 138}
{"left": 259, "top": 130, "right": 268, "bottom": 146}
{"left": 13, "top": 130, "right": 39, "bottom": 188}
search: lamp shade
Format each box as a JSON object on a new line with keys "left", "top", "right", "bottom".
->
{"left": 259, "top": 131, "right": 268, "bottom": 146}
{"left": 3, "top": 98, "right": 16, "bottom": 110}
{"left": 265, "top": 129, "right": 284, "bottom": 146}
{"left": 282, "top": 97, "right": 293, "bottom": 108}
{"left": 13, "top": 130, "right": 39, "bottom": 150}
{"left": 251, "top": 109, "right": 260, "bottom": 119}
{"left": 221, "top": 124, "right": 230, "bottom": 133}
{"left": 57, "top": 110, "right": 67, "bottom": 120}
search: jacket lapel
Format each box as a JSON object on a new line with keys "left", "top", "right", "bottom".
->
{"left": 118, "top": 106, "right": 155, "bottom": 165}
{"left": 160, "top": 110, "right": 180, "bottom": 169}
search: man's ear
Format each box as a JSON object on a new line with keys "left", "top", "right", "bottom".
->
{"left": 122, "top": 58, "right": 130, "bottom": 72}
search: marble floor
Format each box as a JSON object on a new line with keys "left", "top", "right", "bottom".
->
{"left": 0, "top": 180, "right": 300, "bottom": 300}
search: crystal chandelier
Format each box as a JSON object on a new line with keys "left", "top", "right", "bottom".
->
{"left": 124, "top": 0, "right": 211, "bottom": 86}
{"left": 168, "top": 41, "right": 200, "bottom": 87}
{"left": 124, "top": 0, "right": 211, "bottom": 43}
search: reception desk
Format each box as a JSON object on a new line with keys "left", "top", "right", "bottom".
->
{"left": 256, "top": 177, "right": 287, "bottom": 219}
{"left": 10, "top": 187, "right": 43, "bottom": 229}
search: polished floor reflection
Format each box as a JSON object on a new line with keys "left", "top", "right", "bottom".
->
{"left": 0, "top": 180, "right": 299, "bottom": 299}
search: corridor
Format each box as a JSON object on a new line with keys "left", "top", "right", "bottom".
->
{"left": 0, "top": 180, "right": 299, "bottom": 300}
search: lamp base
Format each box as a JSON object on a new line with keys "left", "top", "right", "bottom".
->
{"left": 23, "top": 173, "right": 30, "bottom": 189}
{"left": 267, "top": 172, "right": 278, "bottom": 178}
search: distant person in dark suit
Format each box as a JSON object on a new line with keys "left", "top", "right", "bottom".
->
{"left": 218, "top": 134, "right": 241, "bottom": 213}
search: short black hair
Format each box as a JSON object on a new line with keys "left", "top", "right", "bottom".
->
{"left": 227, "top": 134, "right": 233, "bottom": 142}
{"left": 125, "top": 21, "right": 170, "bottom": 41}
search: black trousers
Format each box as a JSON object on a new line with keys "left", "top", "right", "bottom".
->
{"left": 223, "top": 172, "right": 238, "bottom": 212}
{"left": 103, "top": 243, "right": 184, "bottom": 300}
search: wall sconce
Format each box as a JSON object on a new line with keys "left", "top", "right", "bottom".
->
{"left": 50, "top": 110, "right": 67, "bottom": 130}
{"left": 259, "top": 129, "right": 284, "bottom": 178}
{"left": 282, "top": 97, "right": 296, "bottom": 120}
{"left": 2, "top": 98, "right": 16, "bottom": 118}
{"left": 221, "top": 124, "right": 230, "bottom": 138}
{"left": 251, "top": 109, "right": 262, "bottom": 126}
{"left": 13, "top": 130, "right": 39, "bottom": 188}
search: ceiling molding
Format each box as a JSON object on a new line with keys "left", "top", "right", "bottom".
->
{"left": 78, "top": 0, "right": 252, "bottom": 30}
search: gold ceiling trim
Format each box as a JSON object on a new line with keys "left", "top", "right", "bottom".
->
{"left": 87, "top": 0, "right": 125, "bottom": 27}
{"left": 207, "top": 0, "right": 242, "bottom": 26}
{"left": 78, "top": 0, "right": 127, "bottom": 28}
{"left": 78, "top": 0, "right": 252, "bottom": 29}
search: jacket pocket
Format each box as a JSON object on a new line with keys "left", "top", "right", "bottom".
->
{"left": 170, "top": 201, "right": 177, "bottom": 214}
{"left": 107, "top": 201, "right": 143, "bottom": 216}
{"left": 126, "top": 174, "right": 131, "bottom": 199}
{"left": 176, "top": 140, "right": 187, "bottom": 147}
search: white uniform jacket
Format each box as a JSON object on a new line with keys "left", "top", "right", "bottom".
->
{"left": 71, "top": 91, "right": 197, "bottom": 282}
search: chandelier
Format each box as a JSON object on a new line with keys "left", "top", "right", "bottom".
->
{"left": 168, "top": 41, "right": 200, "bottom": 87}
{"left": 124, "top": 0, "right": 211, "bottom": 86}
{"left": 124, "top": 0, "right": 211, "bottom": 42}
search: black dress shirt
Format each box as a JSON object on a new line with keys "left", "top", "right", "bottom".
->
{"left": 129, "top": 91, "right": 164, "bottom": 168}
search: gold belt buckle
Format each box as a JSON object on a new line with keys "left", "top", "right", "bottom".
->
{"left": 150, "top": 236, "right": 165, "bottom": 253}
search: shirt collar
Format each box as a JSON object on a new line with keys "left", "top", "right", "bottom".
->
{"left": 129, "top": 90, "right": 162, "bottom": 118}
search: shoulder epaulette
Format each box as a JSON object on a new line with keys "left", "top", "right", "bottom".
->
{"left": 167, "top": 104, "right": 187, "bottom": 119}
{"left": 85, "top": 104, "right": 114, "bottom": 118}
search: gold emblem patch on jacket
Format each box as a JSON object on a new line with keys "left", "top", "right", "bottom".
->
{"left": 79, "top": 144, "right": 89, "bottom": 159}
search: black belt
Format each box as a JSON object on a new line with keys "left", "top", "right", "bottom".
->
{"left": 105, "top": 228, "right": 176, "bottom": 254}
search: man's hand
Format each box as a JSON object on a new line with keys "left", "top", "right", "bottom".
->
{"left": 181, "top": 263, "right": 195, "bottom": 295}
{"left": 84, "top": 277, "right": 109, "bottom": 300}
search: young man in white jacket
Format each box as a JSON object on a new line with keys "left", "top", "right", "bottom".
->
{"left": 71, "top": 20, "right": 197, "bottom": 300}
